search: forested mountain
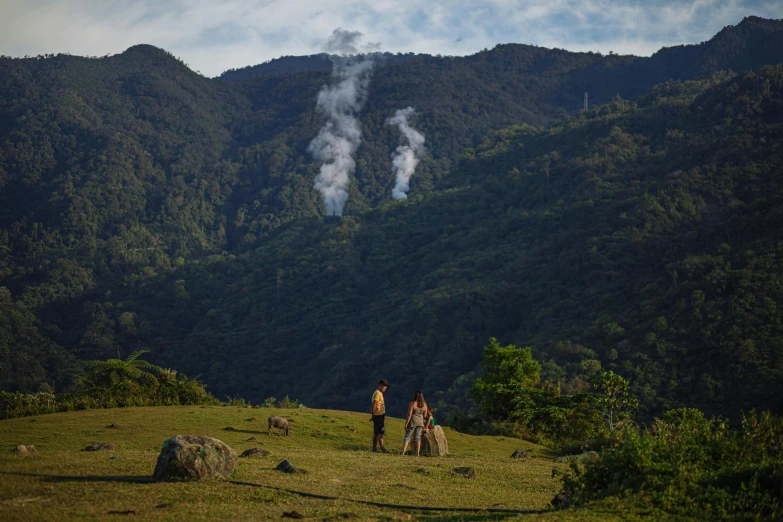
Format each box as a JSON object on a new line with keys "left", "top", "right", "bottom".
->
{"left": 219, "top": 52, "right": 427, "bottom": 81}
{"left": 1, "top": 16, "right": 782, "bottom": 418}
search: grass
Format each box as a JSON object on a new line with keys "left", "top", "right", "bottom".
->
{"left": 0, "top": 405, "right": 647, "bottom": 521}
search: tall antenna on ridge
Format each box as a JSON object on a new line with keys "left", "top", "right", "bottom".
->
{"left": 584, "top": 92, "right": 588, "bottom": 112}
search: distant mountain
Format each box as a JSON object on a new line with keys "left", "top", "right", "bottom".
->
{"left": 219, "top": 52, "right": 428, "bottom": 81}
{"left": 1, "top": 16, "right": 782, "bottom": 418}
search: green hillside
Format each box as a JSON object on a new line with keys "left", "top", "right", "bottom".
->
{"left": 0, "top": 405, "right": 619, "bottom": 521}
{"left": 100, "top": 66, "right": 783, "bottom": 418}
{"left": 1, "top": 17, "right": 783, "bottom": 419}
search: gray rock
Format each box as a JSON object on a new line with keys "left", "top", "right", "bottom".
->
{"left": 453, "top": 467, "right": 475, "bottom": 479}
{"left": 282, "top": 511, "right": 304, "bottom": 519}
{"left": 422, "top": 426, "right": 449, "bottom": 456}
{"left": 83, "top": 443, "right": 115, "bottom": 451}
{"left": 268, "top": 416, "right": 290, "bottom": 436}
{"left": 414, "top": 468, "right": 430, "bottom": 475}
{"left": 14, "top": 445, "right": 37, "bottom": 454}
{"left": 240, "top": 448, "right": 271, "bottom": 458}
{"left": 551, "top": 490, "right": 574, "bottom": 508}
{"left": 556, "top": 451, "right": 599, "bottom": 464}
{"left": 275, "top": 459, "right": 306, "bottom": 474}
{"left": 511, "top": 449, "right": 532, "bottom": 459}
{"left": 153, "top": 435, "right": 237, "bottom": 481}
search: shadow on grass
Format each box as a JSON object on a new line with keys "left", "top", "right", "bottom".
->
{"left": 1, "top": 471, "right": 155, "bottom": 484}
{"left": 336, "top": 443, "right": 374, "bottom": 452}
{"left": 222, "top": 428, "right": 269, "bottom": 435}
{"left": 419, "top": 515, "right": 513, "bottom": 522}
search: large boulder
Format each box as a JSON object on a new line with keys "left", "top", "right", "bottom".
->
{"left": 422, "top": 426, "right": 449, "bottom": 456}
{"left": 153, "top": 435, "right": 237, "bottom": 481}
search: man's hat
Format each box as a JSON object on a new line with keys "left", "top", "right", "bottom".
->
{"left": 379, "top": 379, "right": 390, "bottom": 387}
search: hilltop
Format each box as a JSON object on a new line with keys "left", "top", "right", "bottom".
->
{"left": 1, "top": 17, "right": 783, "bottom": 419}
{"left": 0, "top": 405, "right": 608, "bottom": 521}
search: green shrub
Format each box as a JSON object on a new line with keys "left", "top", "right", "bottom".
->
{"left": 559, "top": 409, "right": 783, "bottom": 520}
{"left": 0, "top": 373, "right": 217, "bottom": 420}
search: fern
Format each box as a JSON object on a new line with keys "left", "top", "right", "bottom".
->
{"left": 82, "top": 350, "right": 165, "bottom": 390}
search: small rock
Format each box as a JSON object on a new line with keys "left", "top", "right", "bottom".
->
{"left": 414, "top": 468, "right": 429, "bottom": 475}
{"left": 107, "top": 510, "right": 135, "bottom": 515}
{"left": 394, "top": 483, "right": 416, "bottom": 490}
{"left": 551, "top": 490, "right": 574, "bottom": 508}
{"left": 556, "top": 451, "right": 599, "bottom": 464}
{"left": 155, "top": 503, "right": 173, "bottom": 509}
{"left": 275, "top": 459, "right": 306, "bottom": 474}
{"left": 240, "top": 448, "right": 271, "bottom": 458}
{"left": 453, "top": 467, "right": 475, "bottom": 479}
{"left": 511, "top": 449, "right": 532, "bottom": 459}
{"left": 246, "top": 418, "right": 257, "bottom": 422}
{"left": 282, "top": 510, "right": 304, "bottom": 519}
{"left": 223, "top": 426, "right": 236, "bottom": 431}
{"left": 106, "top": 424, "right": 118, "bottom": 429}
{"left": 84, "top": 443, "right": 115, "bottom": 452}
{"left": 324, "top": 513, "right": 357, "bottom": 520}
{"left": 109, "top": 456, "right": 124, "bottom": 461}
{"left": 14, "top": 445, "right": 37, "bottom": 454}
{"left": 246, "top": 437, "right": 257, "bottom": 441}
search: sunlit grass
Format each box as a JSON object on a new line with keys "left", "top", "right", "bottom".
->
{"left": 0, "top": 406, "right": 643, "bottom": 521}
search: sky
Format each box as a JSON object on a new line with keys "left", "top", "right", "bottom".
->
{"left": 1, "top": 0, "right": 782, "bottom": 77}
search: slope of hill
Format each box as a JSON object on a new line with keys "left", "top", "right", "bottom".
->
{"left": 0, "top": 405, "right": 594, "bottom": 521}
{"left": 1, "top": 18, "right": 783, "bottom": 419}
{"left": 111, "top": 66, "right": 783, "bottom": 418}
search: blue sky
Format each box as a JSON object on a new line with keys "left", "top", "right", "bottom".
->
{"left": 1, "top": 0, "right": 782, "bottom": 77}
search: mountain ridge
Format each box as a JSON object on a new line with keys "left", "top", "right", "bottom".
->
{"left": 1, "top": 18, "right": 783, "bottom": 418}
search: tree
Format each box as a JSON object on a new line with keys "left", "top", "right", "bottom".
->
{"left": 81, "top": 350, "right": 164, "bottom": 390}
{"left": 471, "top": 337, "right": 541, "bottom": 420}
{"left": 592, "top": 371, "right": 638, "bottom": 433}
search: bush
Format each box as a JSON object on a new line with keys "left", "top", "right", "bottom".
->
{"left": 558, "top": 409, "right": 783, "bottom": 520}
{"left": 0, "top": 373, "right": 217, "bottom": 420}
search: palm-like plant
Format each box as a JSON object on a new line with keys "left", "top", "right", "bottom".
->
{"left": 80, "top": 350, "right": 165, "bottom": 390}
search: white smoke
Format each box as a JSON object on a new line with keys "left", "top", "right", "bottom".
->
{"left": 387, "top": 107, "right": 425, "bottom": 200}
{"left": 308, "top": 29, "right": 377, "bottom": 216}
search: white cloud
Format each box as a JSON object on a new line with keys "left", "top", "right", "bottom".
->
{"left": 0, "top": 0, "right": 781, "bottom": 76}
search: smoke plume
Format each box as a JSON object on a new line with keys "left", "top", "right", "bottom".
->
{"left": 308, "top": 29, "right": 377, "bottom": 216}
{"left": 387, "top": 107, "right": 425, "bottom": 200}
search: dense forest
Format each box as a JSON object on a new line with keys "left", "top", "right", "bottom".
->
{"left": 1, "top": 16, "right": 782, "bottom": 419}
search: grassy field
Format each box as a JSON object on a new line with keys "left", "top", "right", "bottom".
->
{"left": 0, "top": 406, "right": 644, "bottom": 521}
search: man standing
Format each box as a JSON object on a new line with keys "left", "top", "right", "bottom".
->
{"left": 371, "top": 379, "right": 390, "bottom": 453}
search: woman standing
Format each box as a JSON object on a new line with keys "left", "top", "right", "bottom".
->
{"left": 401, "top": 391, "right": 431, "bottom": 456}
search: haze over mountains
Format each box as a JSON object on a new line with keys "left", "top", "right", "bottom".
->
{"left": 1, "top": 16, "right": 782, "bottom": 417}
